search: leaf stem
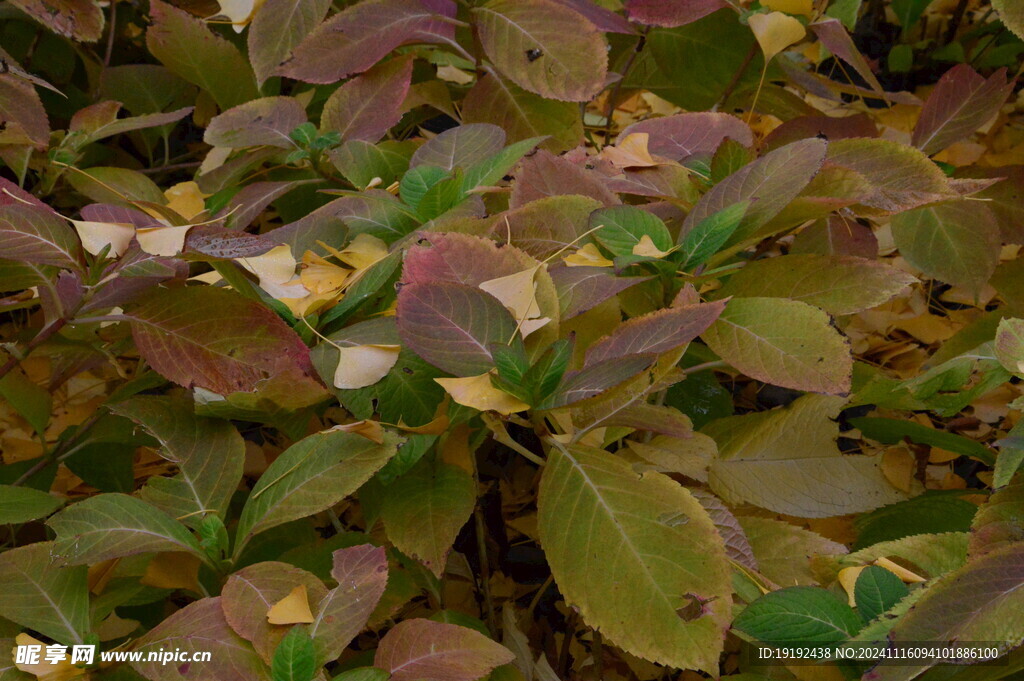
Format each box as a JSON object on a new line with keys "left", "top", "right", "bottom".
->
{"left": 717, "top": 42, "right": 759, "bottom": 111}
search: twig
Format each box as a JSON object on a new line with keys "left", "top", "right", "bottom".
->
{"left": 472, "top": 456, "right": 499, "bottom": 638}
{"left": 717, "top": 42, "right": 759, "bottom": 111}
{"left": 10, "top": 406, "right": 106, "bottom": 487}
{"left": 602, "top": 27, "right": 650, "bottom": 144}
{"left": 104, "top": 0, "right": 117, "bottom": 66}
{"left": 944, "top": 0, "right": 970, "bottom": 45}
{"left": 138, "top": 161, "right": 202, "bottom": 175}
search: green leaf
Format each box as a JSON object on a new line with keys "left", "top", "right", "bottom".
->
{"left": 826, "top": 0, "right": 862, "bottom": 29}
{"left": 320, "top": 251, "right": 402, "bottom": 330}
{"left": 591, "top": 205, "right": 672, "bottom": 257}
{"left": 48, "top": 493, "right": 206, "bottom": 565}
{"left": 0, "top": 203, "right": 81, "bottom": 269}
{"left": 734, "top": 586, "right": 861, "bottom": 646}
{"left": 130, "top": 598, "right": 271, "bottom": 681}
{"left": 0, "top": 485, "right": 63, "bottom": 524}
{"left": 538, "top": 444, "right": 732, "bottom": 672}
{"left": 380, "top": 458, "right": 476, "bottom": 577}
{"left": 111, "top": 395, "right": 244, "bottom": 529}
{"left": 892, "top": 201, "right": 1000, "bottom": 295}
{"left": 853, "top": 494, "right": 978, "bottom": 549}
{"left": 374, "top": 619, "right": 514, "bottom": 681}
{"left": 679, "top": 202, "right": 747, "bottom": 268}
{"left": 125, "top": 286, "right": 325, "bottom": 408}
{"left": 462, "top": 137, "right": 545, "bottom": 192}
{"left": 473, "top": 0, "right": 608, "bottom": 102}
{"left": 701, "top": 297, "right": 853, "bottom": 395}
{"left": 892, "top": 0, "right": 934, "bottom": 28}
{"left": 869, "top": 543, "right": 1024, "bottom": 681}
{"left": 703, "top": 395, "right": 908, "bottom": 517}
{"left": 330, "top": 141, "right": 416, "bottom": 191}
{"left": 235, "top": 430, "right": 401, "bottom": 552}
{"left": 855, "top": 565, "right": 909, "bottom": 624}
{"left": 850, "top": 417, "right": 994, "bottom": 465}
{"left": 0, "top": 542, "right": 89, "bottom": 644}
{"left": 412, "top": 124, "right": 506, "bottom": 171}
{"left": 146, "top": 0, "right": 258, "bottom": 110}
{"left": 395, "top": 282, "right": 520, "bottom": 376}
{"left": 272, "top": 628, "right": 316, "bottom": 681}
{"left": 715, "top": 255, "right": 918, "bottom": 315}
{"left": 827, "top": 533, "right": 969, "bottom": 582}
{"left": 400, "top": 165, "right": 450, "bottom": 212}
{"left": 417, "top": 170, "right": 466, "bottom": 221}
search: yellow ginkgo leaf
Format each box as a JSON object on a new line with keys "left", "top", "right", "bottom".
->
{"left": 163, "top": 181, "right": 208, "bottom": 220}
{"left": 216, "top": 0, "right": 267, "bottom": 32}
{"left": 749, "top": 11, "right": 807, "bottom": 62}
{"left": 301, "top": 251, "right": 350, "bottom": 294}
{"left": 564, "top": 242, "right": 614, "bottom": 267}
{"left": 267, "top": 584, "right": 315, "bottom": 625}
{"left": 632, "top": 234, "right": 672, "bottom": 258}
{"left": 601, "top": 132, "right": 659, "bottom": 169}
{"left": 335, "top": 233, "right": 389, "bottom": 271}
{"left": 873, "top": 557, "right": 926, "bottom": 583}
{"left": 70, "top": 219, "right": 134, "bottom": 257}
{"left": 518, "top": 317, "right": 551, "bottom": 337}
{"left": 479, "top": 266, "right": 542, "bottom": 321}
{"left": 334, "top": 344, "right": 401, "bottom": 390}
{"left": 239, "top": 245, "right": 310, "bottom": 300}
{"left": 14, "top": 634, "right": 82, "bottom": 681}
{"left": 837, "top": 565, "right": 866, "bottom": 607}
{"left": 326, "top": 420, "right": 386, "bottom": 444}
{"left": 136, "top": 224, "right": 193, "bottom": 256}
{"left": 435, "top": 373, "right": 530, "bottom": 415}
{"left": 761, "top": 0, "right": 813, "bottom": 16}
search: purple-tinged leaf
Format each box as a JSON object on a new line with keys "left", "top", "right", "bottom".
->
{"left": 375, "top": 619, "right": 514, "bottom": 681}
{"left": 71, "top": 102, "right": 193, "bottom": 144}
{"left": 80, "top": 203, "right": 161, "bottom": 228}
{"left": 790, "top": 215, "right": 879, "bottom": 258}
{"left": 690, "top": 488, "right": 758, "bottom": 571}
{"left": 322, "top": 56, "right": 414, "bottom": 143}
{"left": 551, "top": 0, "right": 634, "bottom": 33}
{"left": 146, "top": 0, "right": 258, "bottom": 110}
{"left": 624, "top": 0, "right": 728, "bottom": 27}
{"left": 601, "top": 403, "right": 694, "bottom": 438}
{"left": 205, "top": 97, "right": 307, "bottom": 149}
{"left": 412, "top": 123, "right": 506, "bottom": 171}
{"left": 956, "top": 166, "right": 1024, "bottom": 243}
{"left": 185, "top": 226, "right": 277, "bottom": 260}
{"left": 278, "top": 0, "right": 457, "bottom": 84}
{"left": 125, "top": 286, "right": 325, "bottom": 402}
{"left": 0, "top": 542, "right": 88, "bottom": 645}
{"left": 549, "top": 264, "right": 652, "bottom": 319}
{"left": 809, "top": 19, "right": 884, "bottom": 96}
{"left": 762, "top": 114, "right": 878, "bottom": 151}
{"left": 310, "top": 545, "right": 390, "bottom": 665}
{"left": 511, "top": 149, "right": 619, "bottom": 208}
{"left": 130, "top": 598, "right": 271, "bottom": 681}
{"left": 912, "top": 64, "right": 1014, "bottom": 156}
{"left": 222, "top": 562, "right": 328, "bottom": 661}
{"left": 396, "top": 281, "right": 519, "bottom": 376}
{"left": 473, "top": 0, "right": 609, "bottom": 102}
{"left": 219, "top": 180, "right": 318, "bottom": 231}
{"left": 0, "top": 177, "right": 54, "bottom": 212}
{"left": 0, "top": 73, "right": 50, "bottom": 148}
{"left": 488, "top": 196, "right": 601, "bottom": 258}
{"left": 402, "top": 232, "right": 532, "bottom": 286}
{"left": 621, "top": 113, "right": 753, "bottom": 162}
{"left": 8, "top": 0, "right": 104, "bottom": 41}
{"left": 586, "top": 300, "right": 726, "bottom": 366}
{"left": 0, "top": 203, "right": 81, "bottom": 269}
{"left": 679, "top": 138, "right": 828, "bottom": 246}
{"left": 248, "top": 0, "right": 332, "bottom": 86}
{"left": 82, "top": 247, "right": 188, "bottom": 312}
{"left": 543, "top": 354, "right": 657, "bottom": 408}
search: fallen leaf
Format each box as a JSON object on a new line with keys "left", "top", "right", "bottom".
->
{"left": 216, "top": 0, "right": 267, "bottom": 32}
{"left": 335, "top": 233, "right": 389, "bottom": 270}
{"left": 69, "top": 219, "right": 134, "bottom": 257}
{"left": 327, "top": 420, "right": 386, "bottom": 443}
{"left": 436, "top": 373, "right": 530, "bottom": 415}
{"left": 479, "top": 266, "right": 542, "bottom": 321}
{"left": 267, "top": 584, "right": 315, "bottom": 625}
{"left": 14, "top": 634, "right": 82, "bottom": 681}
{"left": 564, "top": 243, "right": 614, "bottom": 267}
{"left": 749, "top": 11, "right": 807, "bottom": 62}
{"left": 136, "top": 224, "right": 193, "bottom": 257}
{"left": 762, "top": 0, "right": 813, "bottom": 15}
{"left": 837, "top": 565, "right": 866, "bottom": 606}
{"left": 632, "top": 234, "right": 672, "bottom": 258}
{"left": 334, "top": 344, "right": 401, "bottom": 389}
{"left": 300, "top": 251, "right": 350, "bottom": 294}
{"left": 163, "top": 181, "right": 209, "bottom": 220}
{"left": 601, "top": 132, "right": 659, "bottom": 168}
{"left": 873, "top": 557, "right": 926, "bottom": 583}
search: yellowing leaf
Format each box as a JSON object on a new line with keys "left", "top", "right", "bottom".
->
{"left": 749, "top": 11, "right": 806, "bottom": 62}
{"left": 239, "top": 244, "right": 310, "bottom": 300}
{"left": 632, "top": 234, "right": 672, "bottom": 258}
{"left": 838, "top": 565, "right": 867, "bottom": 606}
{"left": 564, "top": 243, "right": 613, "bottom": 267}
{"left": 479, "top": 266, "right": 542, "bottom": 321}
{"left": 435, "top": 373, "right": 530, "bottom": 415}
{"left": 334, "top": 344, "right": 401, "bottom": 390}
{"left": 267, "top": 584, "right": 315, "bottom": 625}
{"left": 140, "top": 552, "right": 202, "bottom": 592}
{"left": 163, "top": 181, "right": 208, "bottom": 220}
{"left": 14, "top": 634, "right": 82, "bottom": 681}
{"left": 217, "top": 0, "right": 267, "bottom": 32}
{"left": 601, "top": 132, "right": 659, "bottom": 168}
{"left": 328, "top": 420, "right": 386, "bottom": 443}
{"left": 336, "top": 233, "right": 389, "bottom": 270}
{"left": 762, "top": 0, "right": 813, "bottom": 16}
{"left": 300, "top": 251, "right": 350, "bottom": 294}
{"left": 69, "top": 219, "right": 134, "bottom": 257}
{"left": 136, "top": 224, "right": 192, "bottom": 256}
{"left": 873, "top": 557, "right": 926, "bottom": 583}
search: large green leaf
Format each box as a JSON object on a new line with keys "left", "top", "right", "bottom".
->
{"left": 591, "top": 205, "right": 672, "bottom": 257}
{"left": 235, "top": 430, "right": 401, "bottom": 552}
{"left": 715, "top": 255, "right": 918, "bottom": 315}
{"left": 473, "top": 0, "right": 608, "bottom": 102}
{"left": 870, "top": 543, "right": 1024, "bottom": 681}
{"left": 0, "top": 485, "right": 63, "bottom": 524}
{"left": 538, "top": 444, "right": 732, "bottom": 672}
{"left": 130, "top": 598, "right": 271, "bottom": 681}
{"left": 48, "top": 493, "right": 205, "bottom": 565}
{"left": 701, "top": 297, "right": 853, "bottom": 395}
{"left": 892, "top": 201, "right": 1001, "bottom": 295}
{"left": 734, "top": 586, "right": 861, "bottom": 645}
{"left": 126, "top": 286, "right": 326, "bottom": 407}
{"left": 374, "top": 619, "right": 514, "bottom": 681}
{"left": 146, "top": 0, "right": 258, "bottom": 110}
{"left": 850, "top": 417, "right": 994, "bottom": 465}
{"left": 111, "top": 395, "right": 244, "bottom": 529}
{"left": 853, "top": 494, "right": 977, "bottom": 549}
{"left": 395, "top": 281, "right": 519, "bottom": 376}
{"left": 0, "top": 542, "right": 88, "bottom": 645}
{"left": 703, "top": 395, "right": 908, "bottom": 517}
{"left": 380, "top": 458, "right": 476, "bottom": 577}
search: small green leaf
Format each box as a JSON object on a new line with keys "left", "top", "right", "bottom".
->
{"left": 591, "top": 205, "right": 672, "bottom": 257}
{"left": 679, "top": 202, "right": 747, "bottom": 268}
{"left": 462, "top": 136, "right": 546, "bottom": 191}
{"left": 855, "top": 566, "right": 909, "bottom": 624}
{"left": 734, "top": 586, "right": 861, "bottom": 646}
{"left": 400, "top": 165, "right": 449, "bottom": 212}
{"left": 272, "top": 628, "right": 317, "bottom": 681}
